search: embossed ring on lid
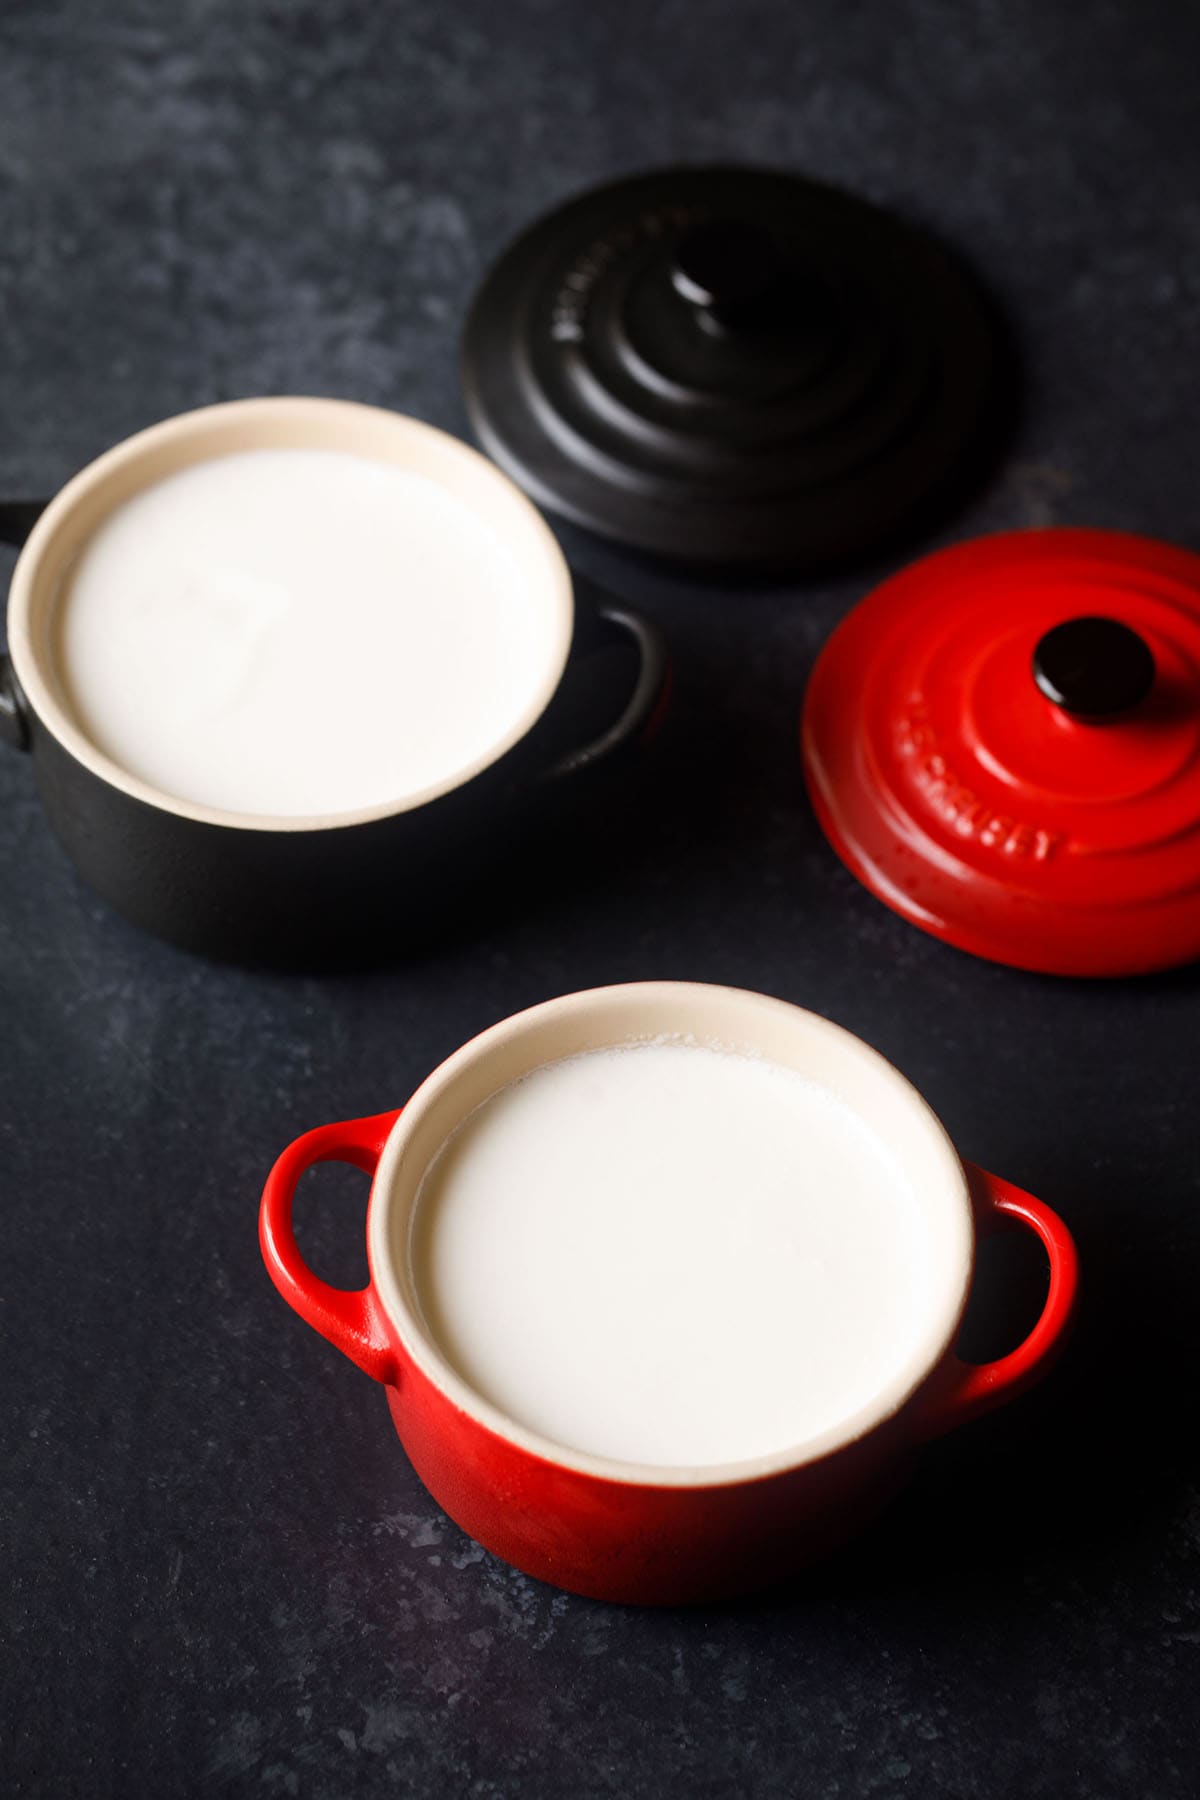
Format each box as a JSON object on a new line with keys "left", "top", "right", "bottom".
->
{"left": 460, "top": 166, "right": 1009, "bottom": 572}
{"left": 801, "top": 529, "right": 1200, "bottom": 977}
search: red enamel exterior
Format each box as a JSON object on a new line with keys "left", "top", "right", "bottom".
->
{"left": 802, "top": 528, "right": 1200, "bottom": 976}
{"left": 259, "top": 1111, "right": 1078, "bottom": 1605}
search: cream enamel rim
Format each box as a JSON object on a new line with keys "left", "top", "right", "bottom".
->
{"left": 6, "top": 397, "right": 576, "bottom": 833}
{"left": 367, "top": 982, "right": 977, "bottom": 1490}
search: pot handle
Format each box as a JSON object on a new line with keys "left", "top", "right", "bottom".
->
{"left": 1, "top": 498, "right": 46, "bottom": 750}
{"left": 0, "top": 499, "right": 49, "bottom": 546}
{"left": 544, "top": 589, "right": 670, "bottom": 781}
{"left": 259, "top": 1109, "right": 402, "bottom": 1385}
{"left": 914, "top": 1162, "right": 1079, "bottom": 1440}
{"left": 0, "top": 654, "right": 29, "bottom": 752}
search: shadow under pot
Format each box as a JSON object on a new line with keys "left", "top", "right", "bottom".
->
{"left": 0, "top": 398, "right": 667, "bottom": 964}
{"left": 260, "top": 982, "right": 1079, "bottom": 1605}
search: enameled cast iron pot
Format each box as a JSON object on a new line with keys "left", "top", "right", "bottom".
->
{"left": 0, "top": 398, "right": 667, "bottom": 963}
{"left": 260, "top": 983, "right": 1078, "bottom": 1605}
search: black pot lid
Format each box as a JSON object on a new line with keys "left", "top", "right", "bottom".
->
{"left": 461, "top": 166, "right": 1007, "bottom": 572}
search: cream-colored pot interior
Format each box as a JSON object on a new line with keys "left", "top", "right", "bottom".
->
{"left": 368, "top": 982, "right": 975, "bottom": 1489}
{"left": 6, "top": 396, "right": 574, "bottom": 831}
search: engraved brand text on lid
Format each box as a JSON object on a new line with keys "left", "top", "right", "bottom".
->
{"left": 551, "top": 204, "right": 704, "bottom": 342}
{"left": 897, "top": 706, "right": 1062, "bottom": 860}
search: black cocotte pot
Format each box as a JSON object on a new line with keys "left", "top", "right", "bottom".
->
{"left": 0, "top": 398, "right": 667, "bottom": 963}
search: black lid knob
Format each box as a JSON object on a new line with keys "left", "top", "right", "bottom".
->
{"left": 670, "top": 219, "right": 783, "bottom": 327}
{"left": 1033, "top": 616, "right": 1156, "bottom": 720}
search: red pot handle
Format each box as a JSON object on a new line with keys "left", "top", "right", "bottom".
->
{"left": 259, "top": 1110, "right": 402, "bottom": 1385}
{"left": 915, "top": 1162, "right": 1079, "bottom": 1440}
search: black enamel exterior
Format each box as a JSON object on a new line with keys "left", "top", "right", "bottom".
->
{"left": 461, "top": 166, "right": 1011, "bottom": 572}
{"left": 0, "top": 590, "right": 667, "bottom": 965}
{"left": 0, "top": 499, "right": 48, "bottom": 544}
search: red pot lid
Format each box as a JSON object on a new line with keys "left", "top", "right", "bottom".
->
{"left": 801, "top": 529, "right": 1200, "bottom": 977}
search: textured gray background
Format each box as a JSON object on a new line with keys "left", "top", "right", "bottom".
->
{"left": 2, "top": 2, "right": 1199, "bottom": 1796}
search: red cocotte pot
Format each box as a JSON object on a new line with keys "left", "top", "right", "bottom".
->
{"left": 803, "top": 528, "right": 1200, "bottom": 976}
{"left": 260, "top": 983, "right": 1078, "bottom": 1604}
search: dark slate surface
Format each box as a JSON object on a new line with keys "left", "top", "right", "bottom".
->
{"left": 2, "top": 3, "right": 1199, "bottom": 1795}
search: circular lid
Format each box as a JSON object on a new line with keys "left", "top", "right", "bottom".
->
{"left": 461, "top": 167, "right": 1006, "bottom": 571}
{"left": 801, "top": 529, "right": 1200, "bottom": 977}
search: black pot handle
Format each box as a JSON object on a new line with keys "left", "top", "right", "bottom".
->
{"left": 543, "top": 591, "right": 669, "bottom": 781}
{"left": 0, "top": 653, "right": 29, "bottom": 751}
{"left": 0, "top": 501, "right": 44, "bottom": 750}
{"left": 0, "top": 500, "right": 49, "bottom": 547}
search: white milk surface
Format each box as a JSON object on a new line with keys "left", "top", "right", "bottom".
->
{"left": 56, "top": 448, "right": 554, "bottom": 816}
{"left": 412, "top": 1042, "right": 934, "bottom": 1468}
